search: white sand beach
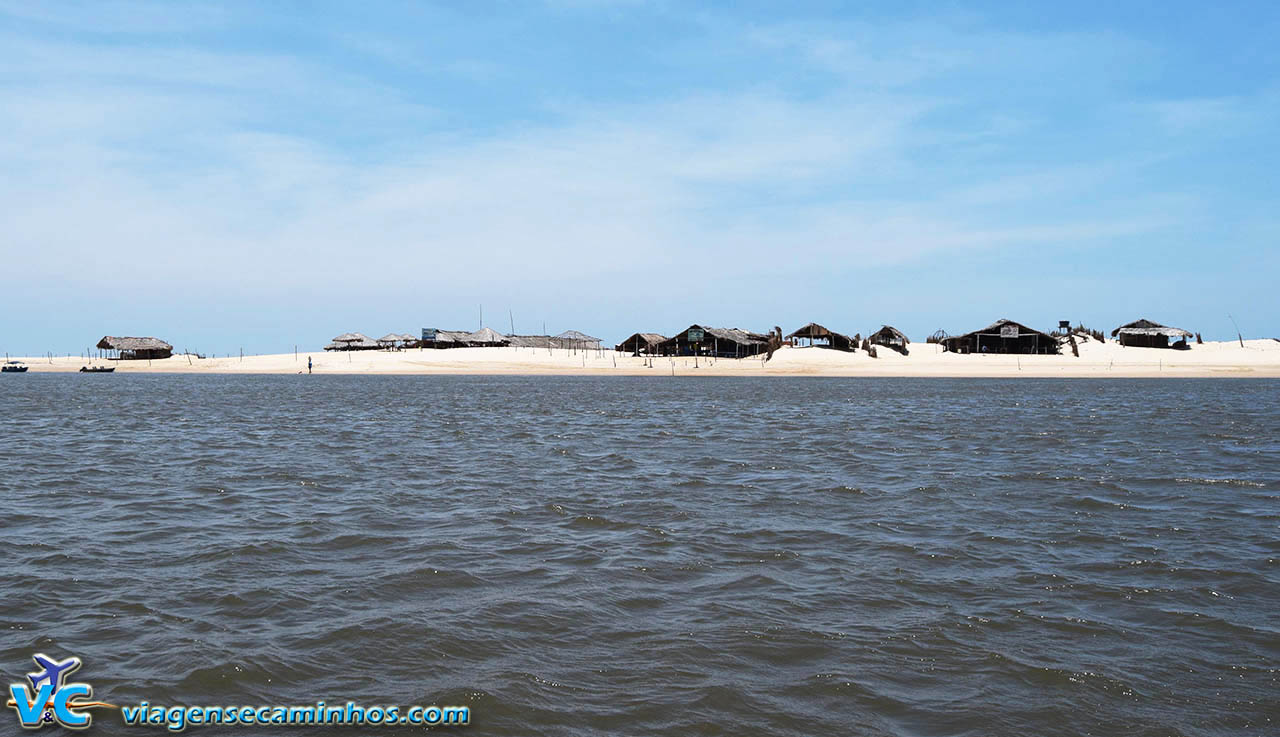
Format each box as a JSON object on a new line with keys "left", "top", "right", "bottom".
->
{"left": 12, "top": 338, "right": 1280, "bottom": 377}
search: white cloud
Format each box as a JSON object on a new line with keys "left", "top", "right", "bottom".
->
{"left": 0, "top": 10, "right": 1231, "bottom": 304}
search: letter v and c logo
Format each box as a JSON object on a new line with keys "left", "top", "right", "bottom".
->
{"left": 9, "top": 682, "right": 93, "bottom": 729}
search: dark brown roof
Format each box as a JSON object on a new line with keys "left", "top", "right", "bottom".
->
{"left": 951, "top": 319, "right": 1054, "bottom": 341}
{"left": 787, "top": 322, "right": 839, "bottom": 339}
{"left": 869, "top": 325, "right": 909, "bottom": 344}
{"left": 617, "top": 332, "right": 667, "bottom": 346}
{"left": 96, "top": 336, "right": 172, "bottom": 351}
{"left": 681, "top": 325, "right": 769, "bottom": 344}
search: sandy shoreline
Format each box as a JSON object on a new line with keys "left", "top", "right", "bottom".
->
{"left": 9, "top": 339, "right": 1280, "bottom": 378}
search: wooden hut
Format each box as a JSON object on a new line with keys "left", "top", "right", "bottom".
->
{"left": 786, "top": 323, "right": 855, "bottom": 351}
{"left": 868, "top": 325, "right": 910, "bottom": 355}
{"left": 96, "top": 336, "right": 173, "bottom": 360}
{"left": 941, "top": 319, "right": 1060, "bottom": 355}
{"left": 616, "top": 333, "right": 667, "bottom": 355}
{"left": 657, "top": 325, "right": 769, "bottom": 357}
{"left": 377, "top": 333, "right": 403, "bottom": 350}
{"left": 1111, "top": 319, "right": 1193, "bottom": 349}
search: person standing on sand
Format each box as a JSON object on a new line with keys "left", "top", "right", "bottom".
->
{"left": 308, "top": 356, "right": 312, "bottom": 374}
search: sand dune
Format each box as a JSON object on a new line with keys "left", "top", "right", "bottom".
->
{"left": 12, "top": 338, "right": 1280, "bottom": 378}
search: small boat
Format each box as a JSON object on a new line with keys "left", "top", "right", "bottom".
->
{"left": 2, "top": 361, "right": 29, "bottom": 373}
{"left": 80, "top": 365, "right": 115, "bottom": 373}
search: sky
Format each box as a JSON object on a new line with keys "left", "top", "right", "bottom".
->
{"left": 2, "top": 1, "right": 1277, "bottom": 355}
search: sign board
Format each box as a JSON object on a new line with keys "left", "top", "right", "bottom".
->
{"left": 422, "top": 328, "right": 438, "bottom": 341}
{"left": 1000, "top": 324, "right": 1020, "bottom": 338}
{"left": 686, "top": 328, "right": 705, "bottom": 343}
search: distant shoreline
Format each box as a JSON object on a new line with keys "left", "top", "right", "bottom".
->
{"left": 9, "top": 340, "right": 1280, "bottom": 378}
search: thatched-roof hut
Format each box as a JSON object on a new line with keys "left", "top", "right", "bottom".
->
{"left": 419, "top": 329, "right": 464, "bottom": 348}
{"left": 786, "top": 323, "right": 855, "bottom": 351}
{"left": 942, "top": 319, "right": 1059, "bottom": 355}
{"left": 506, "top": 334, "right": 553, "bottom": 348}
{"left": 466, "top": 327, "right": 510, "bottom": 346}
{"left": 326, "top": 332, "right": 378, "bottom": 351}
{"left": 868, "top": 325, "right": 909, "bottom": 355}
{"left": 375, "top": 333, "right": 417, "bottom": 350}
{"left": 555, "top": 330, "right": 602, "bottom": 351}
{"left": 657, "top": 325, "right": 769, "bottom": 357}
{"left": 616, "top": 333, "right": 667, "bottom": 355}
{"left": 96, "top": 336, "right": 173, "bottom": 360}
{"left": 1111, "top": 319, "right": 1193, "bottom": 349}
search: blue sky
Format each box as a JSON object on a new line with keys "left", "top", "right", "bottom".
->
{"left": 2, "top": 1, "right": 1277, "bottom": 355}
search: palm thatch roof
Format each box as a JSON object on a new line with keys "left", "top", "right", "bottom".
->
{"left": 615, "top": 332, "right": 667, "bottom": 352}
{"left": 467, "top": 327, "right": 509, "bottom": 344}
{"left": 555, "top": 330, "right": 601, "bottom": 342}
{"left": 619, "top": 332, "right": 666, "bottom": 345}
{"left": 869, "top": 325, "right": 909, "bottom": 345}
{"left": 331, "top": 332, "right": 371, "bottom": 343}
{"left": 786, "top": 322, "right": 855, "bottom": 351}
{"left": 941, "top": 318, "right": 1060, "bottom": 355}
{"left": 397, "top": 333, "right": 417, "bottom": 342}
{"left": 655, "top": 325, "right": 771, "bottom": 356}
{"left": 377, "top": 333, "right": 403, "bottom": 343}
{"left": 701, "top": 326, "right": 769, "bottom": 344}
{"left": 787, "top": 322, "right": 838, "bottom": 339}
{"left": 1111, "top": 319, "right": 1192, "bottom": 338}
{"left": 954, "top": 319, "right": 1054, "bottom": 341}
{"left": 506, "top": 334, "right": 552, "bottom": 348}
{"left": 97, "top": 336, "right": 173, "bottom": 351}
{"left": 431, "top": 330, "right": 472, "bottom": 344}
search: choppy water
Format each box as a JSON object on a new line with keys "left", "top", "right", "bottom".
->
{"left": 1, "top": 375, "right": 1276, "bottom": 735}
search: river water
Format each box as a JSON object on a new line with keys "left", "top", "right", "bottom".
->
{"left": 1, "top": 375, "right": 1275, "bottom": 735}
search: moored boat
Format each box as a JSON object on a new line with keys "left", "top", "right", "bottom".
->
{"left": 80, "top": 365, "right": 115, "bottom": 373}
{"left": 2, "top": 361, "right": 29, "bottom": 373}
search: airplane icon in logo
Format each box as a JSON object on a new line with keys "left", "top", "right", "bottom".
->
{"left": 26, "top": 654, "right": 82, "bottom": 695}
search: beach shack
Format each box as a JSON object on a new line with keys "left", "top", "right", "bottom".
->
{"left": 420, "top": 329, "right": 471, "bottom": 348}
{"left": 466, "top": 327, "right": 511, "bottom": 347}
{"left": 868, "top": 325, "right": 910, "bottom": 355}
{"left": 507, "top": 334, "right": 553, "bottom": 349}
{"left": 615, "top": 333, "right": 667, "bottom": 355}
{"left": 786, "top": 323, "right": 856, "bottom": 351}
{"left": 96, "top": 336, "right": 173, "bottom": 360}
{"left": 325, "top": 332, "right": 379, "bottom": 351}
{"left": 374, "top": 333, "right": 417, "bottom": 350}
{"left": 657, "top": 325, "right": 769, "bottom": 357}
{"left": 941, "top": 319, "right": 1060, "bottom": 355}
{"left": 1111, "top": 319, "right": 1193, "bottom": 349}
{"left": 555, "top": 330, "right": 602, "bottom": 351}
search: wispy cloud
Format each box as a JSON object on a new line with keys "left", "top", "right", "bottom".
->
{"left": 1, "top": 2, "right": 1276, "bottom": 349}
